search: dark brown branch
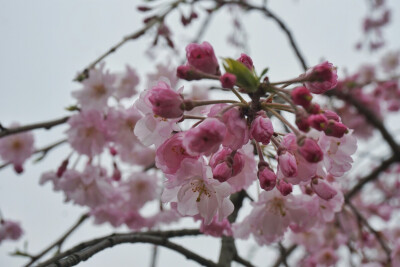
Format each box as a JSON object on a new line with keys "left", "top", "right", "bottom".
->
{"left": 0, "top": 116, "right": 69, "bottom": 138}
{"left": 271, "top": 244, "right": 297, "bottom": 267}
{"left": 234, "top": 254, "right": 256, "bottom": 267}
{"left": 346, "top": 201, "right": 391, "bottom": 263}
{"left": 24, "top": 213, "right": 89, "bottom": 267}
{"left": 345, "top": 155, "right": 399, "bottom": 200}
{"left": 45, "top": 233, "right": 216, "bottom": 267}
{"left": 37, "top": 229, "right": 202, "bottom": 267}
{"left": 217, "top": 190, "right": 247, "bottom": 267}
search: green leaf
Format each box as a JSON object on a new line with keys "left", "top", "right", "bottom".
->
{"left": 258, "top": 67, "right": 269, "bottom": 80}
{"left": 223, "top": 58, "right": 259, "bottom": 93}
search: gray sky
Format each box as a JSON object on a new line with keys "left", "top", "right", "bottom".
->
{"left": 1, "top": 0, "right": 400, "bottom": 266}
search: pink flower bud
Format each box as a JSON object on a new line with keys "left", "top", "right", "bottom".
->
{"left": 258, "top": 163, "right": 276, "bottom": 191}
{"left": 304, "top": 61, "right": 338, "bottom": 94}
{"left": 308, "top": 114, "right": 328, "bottom": 131}
{"left": 278, "top": 152, "right": 298, "bottom": 177}
{"left": 109, "top": 146, "right": 117, "bottom": 156}
{"left": 13, "top": 164, "right": 23, "bottom": 174}
{"left": 323, "top": 110, "right": 340, "bottom": 122}
{"left": 213, "top": 162, "right": 233, "bottom": 182}
{"left": 237, "top": 53, "right": 254, "bottom": 70}
{"left": 298, "top": 138, "right": 323, "bottom": 163}
{"left": 177, "top": 65, "right": 203, "bottom": 81}
{"left": 311, "top": 178, "right": 337, "bottom": 200}
{"left": 148, "top": 83, "right": 184, "bottom": 118}
{"left": 291, "top": 86, "right": 313, "bottom": 108}
{"left": 277, "top": 180, "right": 293, "bottom": 196}
{"left": 250, "top": 112, "right": 274, "bottom": 145}
{"left": 220, "top": 73, "right": 237, "bottom": 89}
{"left": 56, "top": 159, "right": 69, "bottom": 178}
{"left": 324, "top": 121, "right": 348, "bottom": 138}
{"left": 307, "top": 103, "right": 321, "bottom": 114}
{"left": 186, "top": 42, "right": 220, "bottom": 75}
{"left": 295, "top": 110, "right": 310, "bottom": 132}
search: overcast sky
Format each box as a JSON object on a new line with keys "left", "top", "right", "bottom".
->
{"left": 1, "top": 0, "right": 400, "bottom": 266}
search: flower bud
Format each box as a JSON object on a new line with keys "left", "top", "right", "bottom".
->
{"left": 237, "top": 53, "right": 254, "bottom": 70}
{"left": 291, "top": 86, "right": 313, "bottom": 108}
{"left": 323, "top": 110, "right": 340, "bottom": 122}
{"left": 148, "top": 84, "right": 184, "bottom": 118}
{"left": 258, "top": 162, "right": 276, "bottom": 191}
{"left": 250, "top": 112, "right": 274, "bottom": 145}
{"left": 311, "top": 178, "right": 337, "bottom": 200}
{"left": 298, "top": 138, "right": 323, "bottom": 163}
{"left": 304, "top": 61, "right": 338, "bottom": 94}
{"left": 213, "top": 162, "right": 233, "bottom": 182}
{"left": 277, "top": 180, "right": 293, "bottom": 196}
{"left": 324, "top": 121, "right": 348, "bottom": 138}
{"left": 295, "top": 110, "right": 310, "bottom": 132}
{"left": 177, "top": 65, "right": 203, "bottom": 81}
{"left": 278, "top": 152, "right": 298, "bottom": 177}
{"left": 186, "top": 42, "right": 220, "bottom": 75}
{"left": 308, "top": 114, "right": 328, "bottom": 131}
{"left": 220, "top": 73, "right": 237, "bottom": 89}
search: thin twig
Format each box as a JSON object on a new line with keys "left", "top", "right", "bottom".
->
{"left": 24, "top": 213, "right": 89, "bottom": 267}
{"left": 0, "top": 116, "right": 69, "bottom": 138}
{"left": 271, "top": 244, "right": 297, "bottom": 267}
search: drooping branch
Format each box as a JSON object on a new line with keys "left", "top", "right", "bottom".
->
{"left": 0, "top": 116, "right": 69, "bottom": 138}
{"left": 37, "top": 229, "right": 202, "bottom": 267}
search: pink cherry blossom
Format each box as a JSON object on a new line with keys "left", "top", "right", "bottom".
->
{"left": 0, "top": 123, "right": 34, "bottom": 172}
{"left": 72, "top": 64, "right": 116, "bottom": 110}
{"left": 233, "top": 190, "right": 317, "bottom": 245}
{"left": 66, "top": 109, "right": 108, "bottom": 157}
{"left": 258, "top": 163, "right": 277, "bottom": 191}
{"left": 291, "top": 86, "right": 313, "bottom": 108}
{"left": 114, "top": 65, "right": 140, "bottom": 100}
{"left": 0, "top": 220, "right": 23, "bottom": 244}
{"left": 278, "top": 151, "right": 298, "bottom": 177}
{"left": 182, "top": 118, "right": 226, "bottom": 156}
{"left": 134, "top": 84, "right": 180, "bottom": 147}
{"left": 221, "top": 107, "right": 249, "bottom": 150}
{"left": 298, "top": 137, "right": 323, "bottom": 163}
{"left": 156, "top": 132, "right": 198, "bottom": 175}
{"left": 318, "top": 131, "right": 357, "bottom": 177}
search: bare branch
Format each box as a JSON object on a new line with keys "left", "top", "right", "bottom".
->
{"left": 271, "top": 244, "right": 297, "bottom": 267}
{"left": 36, "top": 229, "right": 202, "bottom": 267}
{"left": 234, "top": 254, "right": 256, "bottom": 267}
{"left": 42, "top": 232, "right": 216, "bottom": 267}
{"left": 0, "top": 116, "right": 69, "bottom": 139}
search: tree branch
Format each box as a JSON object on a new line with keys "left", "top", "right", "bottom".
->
{"left": 346, "top": 201, "right": 391, "bottom": 263}
{"left": 24, "top": 213, "right": 89, "bottom": 267}
{"left": 0, "top": 116, "right": 69, "bottom": 138}
{"left": 271, "top": 244, "right": 297, "bottom": 267}
{"left": 234, "top": 254, "right": 256, "bottom": 267}
{"left": 43, "top": 232, "right": 216, "bottom": 267}
{"left": 345, "top": 155, "right": 399, "bottom": 200}
{"left": 37, "top": 229, "right": 202, "bottom": 267}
